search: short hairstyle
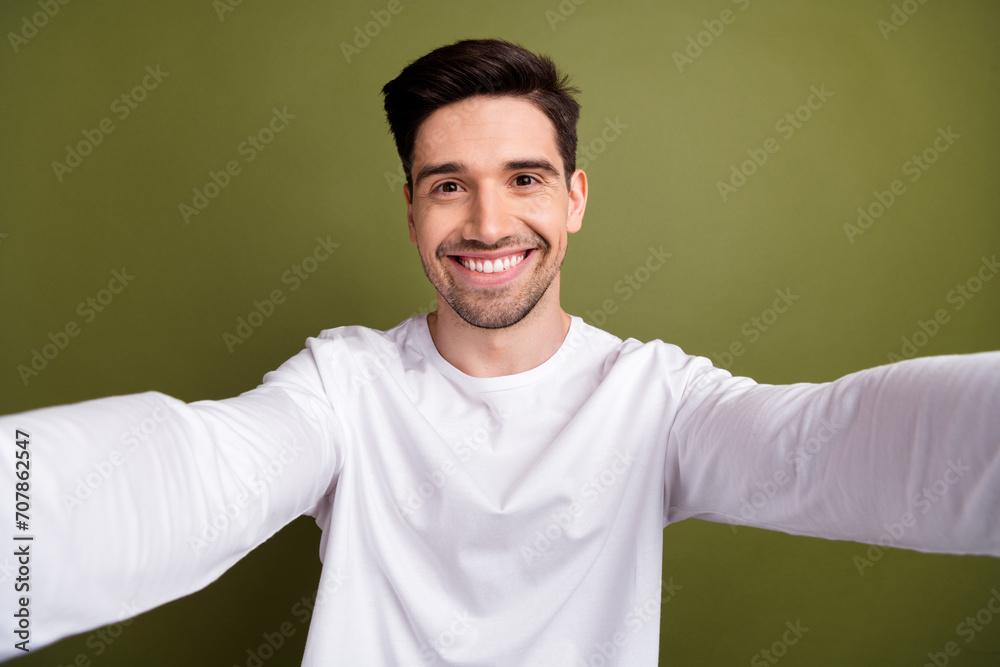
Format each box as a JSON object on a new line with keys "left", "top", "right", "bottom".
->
{"left": 381, "top": 38, "right": 581, "bottom": 189}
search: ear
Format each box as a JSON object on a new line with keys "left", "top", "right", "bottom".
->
{"left": 404, "top": 183, "right": 417, "bottom": 245}
{"left": 566, "top": 168, "right": 588, "bottom": 234}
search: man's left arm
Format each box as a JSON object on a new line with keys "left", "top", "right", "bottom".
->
{"left": 664, "top": 351, "right": 1000, "bottom": 555}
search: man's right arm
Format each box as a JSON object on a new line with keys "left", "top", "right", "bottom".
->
{"left": 0, "top": 340, "right": 344, "bottom": 659}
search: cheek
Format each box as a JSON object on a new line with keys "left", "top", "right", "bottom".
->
{"left": 527, "top": 210, "right": 569, "bottom": 244}
{"left": 411, "top": 219, "right": 451, "bottom": 259}
{"left": 518, "top": 194, "right": 567, "bottom": 226}
{"left": 416, "top": 206, "right": 465, "bottom": 240}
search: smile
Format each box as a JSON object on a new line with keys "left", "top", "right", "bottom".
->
{"left": 455, "top": 251, "right": 528, "bottom": 274}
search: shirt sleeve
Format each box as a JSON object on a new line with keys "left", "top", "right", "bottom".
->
{"left": 0, "top": 339, "right": 344, "bottom": 659}
{"left": 663, "top": 351, "right": 1000, "bottom": 556}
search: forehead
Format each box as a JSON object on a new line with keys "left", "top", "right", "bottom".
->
{"left": 412, "top": 96, "right": 560, "bottom": 166}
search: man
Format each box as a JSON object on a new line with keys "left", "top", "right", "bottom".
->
{"left": 2, "top": 38, "right": 998, "bottom": 666}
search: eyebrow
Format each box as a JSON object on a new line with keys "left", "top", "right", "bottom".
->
{"left": 413, "top": 158, "right": 562, "bottom": 189}
{"left": 414, "top": 162, "right": 464, "bottom": 189}
{"left": 504, "top": 159, "right": 560, "bottom": 177}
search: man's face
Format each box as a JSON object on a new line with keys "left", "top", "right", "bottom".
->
{"left": 404, "top": 95, "right": 587, "bottom": 329}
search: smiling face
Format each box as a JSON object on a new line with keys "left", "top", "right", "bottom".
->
{"left": 404, "top": 95, "right": 587, "bottom": 330}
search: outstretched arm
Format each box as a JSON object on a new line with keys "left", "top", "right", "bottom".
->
{"left": 1, "top": 341, "right": 343, "bottom": 659}
{"left": 664, "top": 351, "right": 1000, "bottom": 556}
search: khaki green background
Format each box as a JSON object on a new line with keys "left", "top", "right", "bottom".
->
{"left": 2, "top": 0, "right": 999, "bottom": 665}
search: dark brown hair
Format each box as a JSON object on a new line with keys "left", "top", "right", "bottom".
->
{"left": 381, "top": 38, "right": 581, "bottom": 188}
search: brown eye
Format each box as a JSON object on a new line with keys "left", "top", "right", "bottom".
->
{"left": 514, "top": 175, "right": 537, "bottom": 187}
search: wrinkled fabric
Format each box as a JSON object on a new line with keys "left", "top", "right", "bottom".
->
{"left": 2, "top": 315, "right": 998, "bottom": 665}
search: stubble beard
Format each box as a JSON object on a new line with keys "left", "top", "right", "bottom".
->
{"left": 417, "top": 238, "right": 563, "bottom": 330}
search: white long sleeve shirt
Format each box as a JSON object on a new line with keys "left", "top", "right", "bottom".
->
{"left": 2, "top": 315, "right": 998, "bottom": 665}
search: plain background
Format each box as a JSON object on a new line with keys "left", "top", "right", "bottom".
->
{"left": 1, "top": 0, "right": 999, "bottom": 665}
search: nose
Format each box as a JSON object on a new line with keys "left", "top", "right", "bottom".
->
{"left": 464, "top": 185, "right": 512, "bottom": 246}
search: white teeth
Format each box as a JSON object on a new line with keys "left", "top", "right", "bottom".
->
{"left": 460, "top": 252, "right": 526, "bottom": 274}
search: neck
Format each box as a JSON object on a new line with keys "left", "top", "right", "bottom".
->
{"left": 426, "top": 281, "right": 571, "bottom": 378}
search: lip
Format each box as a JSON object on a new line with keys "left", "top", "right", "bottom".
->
{"left": 453, "top": 248, "right": 532, "bottom": 262}
{"left": 449, "top": 249, "right": 534, "bottom": 285}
